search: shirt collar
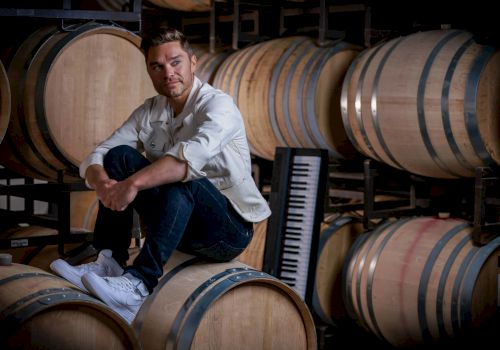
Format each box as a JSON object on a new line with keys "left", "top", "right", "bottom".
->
{"left": 160, "top": 76, "right": 202, "bottom": 123}
{"left": 183, "top": 76, "right": 202, "bottom": 112}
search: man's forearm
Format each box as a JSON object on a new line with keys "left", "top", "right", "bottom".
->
{"left": 126, "top": 155, "right": 188, "bottom": 191}
{"left": 85, "top": 164, "right": 111, "bottom": 190}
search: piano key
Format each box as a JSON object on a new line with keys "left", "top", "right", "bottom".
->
{"left": 264, "top": 149, "right": 326, "bottom": 301}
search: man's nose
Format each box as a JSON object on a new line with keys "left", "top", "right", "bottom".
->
{"left": 165, "top": 65, "right": 175, "bottom": 77}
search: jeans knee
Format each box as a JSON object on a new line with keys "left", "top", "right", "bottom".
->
{"left": 103, "top": 145, "right": 136, "bottom": 169}
{"left": 103, "top": 145, "right": 150, "bottom": 181}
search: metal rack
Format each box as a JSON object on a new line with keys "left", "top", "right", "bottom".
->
{"left": 326, "top": 159, "right": 500, "bottom": 245}
{"left": 327, "top": 159, "right": 418, "bottom": 226}
{"left": 170, "top": 0, "right": 369, "bottom": 55}
{"left": 0, "top": 0, "right": 143, "bottom": 35}
{"left": 0, "top": 168, "right": 93, "bottom": 257}
{"left": 473, "top": 166, "right": 500, "bottom": 245}
{"left": 171, "top": 0, "right": 272, "bottom": 52}
{"left": 0, "top": 0, "right": 141, "bottom": 21}
{"left": 278, "top": 0, "right": 367, "bottom": 46}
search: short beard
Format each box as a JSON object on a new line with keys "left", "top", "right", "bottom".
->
{"left": 166, "top": 89, "right": 184, "bottom": 98}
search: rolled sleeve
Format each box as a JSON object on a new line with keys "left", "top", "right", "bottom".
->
{"left": 166, "top": 142, "right": 207, "bottom": 181}
{"left": 79, "top": 152, "right": 105, "bottom": 179}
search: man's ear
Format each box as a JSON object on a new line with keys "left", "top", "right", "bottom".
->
{"left": 191, "top": 54, "right": 197, "bottom": 69}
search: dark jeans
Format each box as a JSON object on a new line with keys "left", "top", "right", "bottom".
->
{"left": 92, "top": 145, "right": 253, "bottom": 292}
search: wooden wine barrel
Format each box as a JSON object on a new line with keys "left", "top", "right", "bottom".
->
{"left": 0, "top": 226, "right": 58, "bottom": 269}
{"left": 148, "top": 0, "right": 211, "bottom": 12}
{"left": 0, "top": 23, "right": 156, "bottom": 182}
{"left": 312, "top": 215, "right": 364, "bottom": 325}
{"left": 341, "top": 29, "right": 500, "bottom": 178}
{"left": 0, "top": 263, "right": 140, "bottom": 349}
{"left": 213, "top": 36, "right": 360, "bottom": 161}
{"left": 237, "top": 219, "right": 267, "bottom": 270}
{"left": 0, "top": 60, "right": 9, "bottom": 145}
{"left": 133, "top": 250, "right": 317, "bottom": 350}
{"left": 0, "top": 226, "right": 87, "bottom": 272}
{"left": 0, "top": 191, "right": 97, "bottom": 271}
{"left": 194, "top": 47, "right": 232, "bottom": 85}
{"left": 70, "top": 191, "right": 99, "bottom": 232}
{"left": 343, "top": 216, "right": 500, "bottom": 347}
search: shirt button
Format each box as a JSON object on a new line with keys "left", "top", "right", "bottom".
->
{"left": 151, "top": 142, "right": 156, "bottom": 148}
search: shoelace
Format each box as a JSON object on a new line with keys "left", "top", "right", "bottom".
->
{"left": 104, "top": 276, "right": 137, "bottom": 292}
{"left": 103, "top": 262, "right": 120, "bottom": 275}
{"left": 77, "top": 261, "right": 102, "bottom": 273}
{"left": 82, "top": 256, "right": 119, "bottom": 275}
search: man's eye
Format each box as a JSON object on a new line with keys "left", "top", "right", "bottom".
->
{"left": 172, "top": 60, "right": 180, "bottom": 67}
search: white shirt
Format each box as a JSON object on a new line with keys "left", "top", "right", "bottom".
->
{"left": 80, "top": 77, "right": 271, "bottom": 223}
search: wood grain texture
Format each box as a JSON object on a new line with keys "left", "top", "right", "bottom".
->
{"left": 0, "top": 263, "right": 140, "bottom": 349}
{"left": 0, "top": 24, "right": 156, "bottom": 181}
{"left": 214, "top": 36, "right": 359, "bottom": 161}
{"left": 237, "top": 219, "right": 267, "bottom": 270}
{"left": 133, "top": 250, "right": 317, "bottom": 350}
{"left": 344, "top": 216, "right": 500, "bottom": 347}
{"left": 341, "top": 29, "right": 500, "bottom": 178}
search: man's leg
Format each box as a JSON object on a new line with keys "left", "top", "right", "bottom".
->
{"left": 50, "top": 145, "right": 147, "bottom": 289}
{"left": 129, "top": 178, "right": 253, "bottom": 293}
{"left": 74, "top": 145, "right": 152, "bottom": 323}
{"left": 177, "top": 180, "right": 254, "bottom": 262}
{"left": 79, "top": 145, "right": 253, "bottom": 323}
{"left": 92, "top": 145, "right": 152, "bottom": 264}
{"left": 91, "top": 204, "right": 133, "bottom": 266}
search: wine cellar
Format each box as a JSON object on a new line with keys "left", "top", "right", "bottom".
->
{"left": 0, "top": 1, "right": 499, "bottom": 349}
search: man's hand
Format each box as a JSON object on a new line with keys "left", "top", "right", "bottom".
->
{"left": 99, "top": 179, "right": 138, "bottom": 211}
{"left": 85, "top": 165, "right": 135, "bottom": 211}
{"left": 84, "top": 154, "right": 187, "bottom": 211}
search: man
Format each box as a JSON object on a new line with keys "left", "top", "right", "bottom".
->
{"left": 50, "top": 26, "right": 271, "bottom": 324}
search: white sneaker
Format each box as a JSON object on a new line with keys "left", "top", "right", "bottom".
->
{"left": 50, "top": 249, "right": 124, "bottom": 292}
{"left": 82, "top": 272, "right": 148, "bottom": 324}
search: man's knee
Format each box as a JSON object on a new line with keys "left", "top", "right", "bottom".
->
{"left": 103, "top": 145, "right": 136, "bottom": 167}
{"left": 103, "top": 145, "right": 148, "bottom": 180}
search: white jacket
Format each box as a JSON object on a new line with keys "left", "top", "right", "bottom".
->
{"left": 80, "top": 77, "right": 271, "bottom": 223}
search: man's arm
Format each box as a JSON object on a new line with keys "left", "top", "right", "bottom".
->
{"left": 126, "top": 155, "right": 187, "bottom": 191}
{"left": 86, "top": 155, "right": 187, "bottom": 211}
{"left": 85, "top": 164, "right": 113, "bottom": 191}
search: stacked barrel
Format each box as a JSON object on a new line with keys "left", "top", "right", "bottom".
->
{"left": 132, "top": 251, "right": 317, "bottom": 350}
{"left": 1, "top": 4, "right": 500, "bottom": 347}
{"left": 343, "top": 216, "right": 500, "bottom": 348}
{"left": 209, "top": 29, "right": 500, "bottom": 178}
{"left": 0, "top": 259, "right": 141, "bottom": 349}
{"left": 0, "top": 251, "right": 317, "bottom": 350}
{"left": 341, "top": 29, "right": 500, "bottom": 179}
{"left": 337, "top": 30, "right": 500, "bottom": 348}
{"left": 213, "top": 36, "right": 360, "bottom": 161}
{"left": 0, "top": 23, "right": 157, "bottom": 182}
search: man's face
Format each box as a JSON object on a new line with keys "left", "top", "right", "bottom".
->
{"left": 146, "top": 41, "right": 197, "bottom": 100}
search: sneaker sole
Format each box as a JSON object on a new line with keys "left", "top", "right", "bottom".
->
{"left": 81, "top": 273, "right": 135, "bottom": 324}
{"left": 50, "top": 260, "right": 89, "bottom": 292}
